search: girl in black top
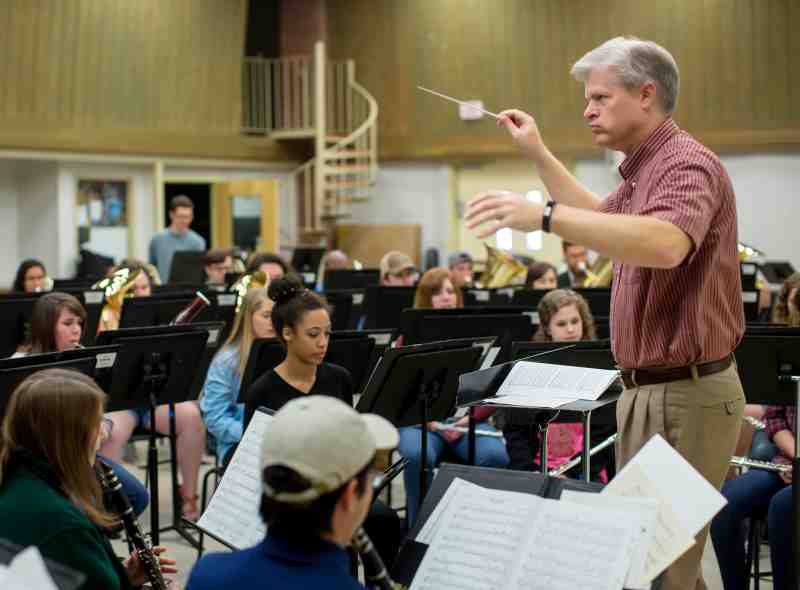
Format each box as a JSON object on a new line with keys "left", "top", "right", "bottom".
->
{"left": 243, "top": 277, "right": 401, "bottom": 565}
{"left": 244, "top": 277, "right": 352, "bottom": 425}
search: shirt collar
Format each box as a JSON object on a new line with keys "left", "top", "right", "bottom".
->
{"left": 263, "top": 533, "right": 350, "bottom": 568}
{"left": 618, "top": 118, "right": 680, "bottom": 181}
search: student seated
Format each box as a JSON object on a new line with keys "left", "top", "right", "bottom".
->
{"left": 397, "top": 267, "right": 509, "bottom": 527}
{"left": 12, "top": 258, "right": 49, "bottom": 293}
{"left": 188, "top": 395, "right": 398, "bottom": 590}
{"left": 525, "top": 261, "right": 558, "bottom": 290}
{"left": 379, "top": 251, "right": 417, "bottom": 287}
{"left": 12, "top": 292, "right": 150, "bottom": 516}
{"left": 503, "top": 289, "right": 614, "bottom": 480}
{"left": 0, "top": 369, "right": 177, "bottom": 590}
{"left": 200, "top": 287, "right": 275, "bottom": 465}
{"left": 244, "top": 276, "right": 402, "bottom": 565}
{"left": 97, "top": 260, "right": 205, "bottom": 520}
{"left": 711, "top": 404, "right": 795, "bottom": 590}
{"left": 246, "top": 252, "right": 292, "bottom": 280}
{"left": 203, "top": 248, "right": 234, "bottom": 286}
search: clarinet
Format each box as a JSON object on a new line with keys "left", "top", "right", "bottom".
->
{"left": 169, "top": 291, "right": 211, "bottom": 325}
{"left": 352, "top": 527, "right": 404, "bottom": 590}
{"left": 96, "top": 460, "right": 169, "bottom": 590}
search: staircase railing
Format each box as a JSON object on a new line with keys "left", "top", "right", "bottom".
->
{"left": 242, "top": 42, "right": 378, "bottom": 241}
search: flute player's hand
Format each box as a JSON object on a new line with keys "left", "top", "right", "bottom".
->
{"left": 497, "top": 109, "right": 546, "bottom": 160}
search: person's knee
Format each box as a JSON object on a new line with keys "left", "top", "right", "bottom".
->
{"left": 476, "top": 443, "right": 510, "bottom": 467}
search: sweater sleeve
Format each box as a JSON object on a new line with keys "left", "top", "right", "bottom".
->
{"left": 38, "top": 526, "right": 128, "bottom": 590}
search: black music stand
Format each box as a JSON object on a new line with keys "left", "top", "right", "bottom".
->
{"left": 291, "top": 246, "right": 326, "bottom": 288}
{"left": 511, "top": 287, "right": 551, "bottom": 310}
{"left": 356, "top": 340, "right": 483, "bottom": 508}
{"left": 733, "top": 330, "right": 800, "bottom": 584}
{"left": 362, "top": 286, "right": 416, "bottom": 329}
{"left": 323, "top": 290, "right": 356, "bottom": 331}
{"left": 168, "top": 251, "right": 206, "bottom": 284}
{"left": 463, "top": 287, "right": 518, "bottom": 307}
{"left": 96, "top": 325, "right": 210, "bottom": 547}
{"left": 324, "top": 269, "right": 381, "bottom": 291}
{"left": 401, "top": 308, "right": 535, "bottom": 363}
{"left": 0, "top": 539, "right": 87, "bottom": 590}
{"left": 119, "top": 293, "right": 196, "bottom": 328}
{"left": 0, "top": 294, "right": 40, "bottom": 357}
{"left": 0, "top": 353, "right": 110, "bottom": 419}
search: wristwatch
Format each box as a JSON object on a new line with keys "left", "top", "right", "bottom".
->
{"left": 542, "top": 200, "right": 557, "bottom": 233}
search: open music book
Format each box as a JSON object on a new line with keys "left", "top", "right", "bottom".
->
{"left": 490, "top": 361, "right": 619, "bottom": 408}
{"left": 410, "top": 477, "right": 638, "bottom": 590}
{"left": 195, "top": 408, "right": 273, "bottom": 550}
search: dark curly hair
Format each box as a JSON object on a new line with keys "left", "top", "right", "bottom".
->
{"left": 267, "top": 276, "right": 328, "bottom": 343}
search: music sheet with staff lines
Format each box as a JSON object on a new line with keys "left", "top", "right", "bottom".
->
{"left": 195, "top": 409, "right": 273, "bottom": 550}
{"left": 410, "top": 478, "right": 636, "bottom": 590}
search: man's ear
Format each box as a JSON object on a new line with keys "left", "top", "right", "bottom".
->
{"left": 640, "top": 81, "right": 658, "bottom": 111}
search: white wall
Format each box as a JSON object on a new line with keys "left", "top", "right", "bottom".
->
{"left": 574, "top": 152, "right": 800, "bottom": 269}
{"left": 347, "top": 162, "right": 452, "bottom": 263}
{"left": 0, "top": 161, "right": 19, "bottom": 286}
{"left": 16, "top": 161, "right": 60, "bottom": 276}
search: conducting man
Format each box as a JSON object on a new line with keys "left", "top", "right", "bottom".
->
{"left": 466, "top": 36, "right": 744, "bottom": 590}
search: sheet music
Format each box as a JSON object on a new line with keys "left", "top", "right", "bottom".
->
{"left": 411, "top": 480, "right": 543, "bottom": 590}
{"left": 196, "top": 410, "right": 273, "bottom": 549}
{"left": 0, "top": 546, "right": 59, "bottom": 590}
{"left": 612, "top": 434, "right": 726, "bottom": 538}
{"left": 603, "top": 462, "right": 696, "bottom": 582}
{"left": 509, "top": 499, "right": 636, "bottom": 590}
{"left": 560, "top": 490, "right": 659, "bottom": 589}
{"left": 495, "top": 361, "right": 618, "bottom": 402}
{"left": 411, "top": 478, "right": 637, "bottom": 590}
{"left": 481, "top": 393, "right": 569, "bottom": 409}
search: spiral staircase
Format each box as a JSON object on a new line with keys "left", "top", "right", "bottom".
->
{"left": 242, "top": 41, "right": 378, "bottom": 243}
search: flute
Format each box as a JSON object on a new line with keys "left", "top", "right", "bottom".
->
{"left": 433, "top": 424, "right": 503, "bottom": 438}
{"left": 548, "top": 433, "right": 618, "bottom": 477}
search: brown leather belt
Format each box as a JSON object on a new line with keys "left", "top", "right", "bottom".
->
{"left": 620, "top": 355, "right": 733, "bottom": 389}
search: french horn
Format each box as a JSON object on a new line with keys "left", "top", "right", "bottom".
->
{"left": 479, "top": 244, "right": 528, "bottom": 288}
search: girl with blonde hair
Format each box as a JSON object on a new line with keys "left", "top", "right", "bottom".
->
{"left": 201, "top": 288, "right": 275, "bottom": 463}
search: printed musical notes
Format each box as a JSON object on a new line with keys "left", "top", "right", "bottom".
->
{"left": 492, "top": 361, "right": 619, "bottom": 407}
{"left": 411, "top": 479, "right": 638, "bottom": 590}
{"left": 196, "top": 410, "right": 273, "bottom": 550}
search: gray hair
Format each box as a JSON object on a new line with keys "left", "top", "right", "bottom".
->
{"left": 571, "top": 37, "right": 680, "bottom": 114}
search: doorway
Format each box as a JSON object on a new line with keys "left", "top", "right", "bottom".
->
{"left": 163, "top": 183, "right": 212, "bottom": 247}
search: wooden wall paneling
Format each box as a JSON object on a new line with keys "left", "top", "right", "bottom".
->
{"left": 336, "top": 224, "right": 422, "bottom": 268}
{"left": 327, "top": 0, "right": 800, "bottom": 160}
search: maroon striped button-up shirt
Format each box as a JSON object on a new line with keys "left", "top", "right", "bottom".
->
{"left": 597, "top": 118, "right": 744, "bottom": 369}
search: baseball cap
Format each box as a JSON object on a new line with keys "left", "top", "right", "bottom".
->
{"left": 379, "top": 251, "right": 416, "bottom": 278}
{"left": 261, "top": 396, "right": 399, "bottom": 503}
{"left": 448, "top": 251, "right": 473, "bottom": 268}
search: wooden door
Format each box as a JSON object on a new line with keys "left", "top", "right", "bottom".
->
{"left": 211, "top": 180, "right": 280, "bottom": 254}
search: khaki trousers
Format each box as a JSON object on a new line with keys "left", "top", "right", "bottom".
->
{"left": 616, "top": 364, "right": 745, "bottom": 590}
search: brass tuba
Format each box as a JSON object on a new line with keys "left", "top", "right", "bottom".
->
{"left": 480, "top": 244, "right": 528, "bottom": 288}
{"left": 230, "top": 271, "right": 270, "bottom": 313}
